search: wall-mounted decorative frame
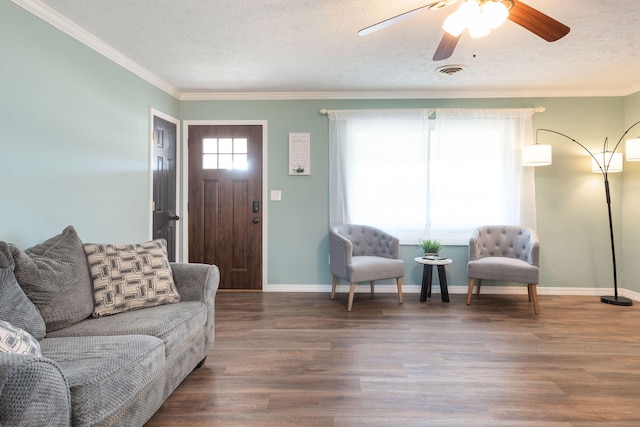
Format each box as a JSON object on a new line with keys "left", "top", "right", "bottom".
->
{"left": 289, "top": 132, "right": 310, "bottom": 175}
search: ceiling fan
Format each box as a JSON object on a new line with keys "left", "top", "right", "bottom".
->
{"left": 358, "top": 0, "right": 570, "bottom": 61}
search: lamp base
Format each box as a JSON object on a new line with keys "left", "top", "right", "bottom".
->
{"left": 600, "top": 295, "right": 633, "bottom": 306}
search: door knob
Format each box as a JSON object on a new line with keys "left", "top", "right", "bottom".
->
{"left": 169, "top": 215, "right": 180, "bottom": 221}
{"left": 253, "top": 218, "right": 260, "bottom": 224}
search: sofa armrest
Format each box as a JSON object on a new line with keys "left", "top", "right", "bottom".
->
{"left": 170, "top": 263, "right": 220, "bottom": 353}
{"left": 0, "top": 354, "right": 71, "bottom": 426}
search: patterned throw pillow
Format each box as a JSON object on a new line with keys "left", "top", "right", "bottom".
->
{"left": 83, "top": 239, "right": 180, "bottom": 317}
{"left": 0, "top": 320, "right": 41, "bottom": 356}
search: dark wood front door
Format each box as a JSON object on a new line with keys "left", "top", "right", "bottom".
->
{"left": 188, "top": 125, "right": 263, "bottom": 290}
{"left": 152, "top": 115, "right": 178, "bottom": 261}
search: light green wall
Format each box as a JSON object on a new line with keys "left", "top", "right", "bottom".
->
{"left": 181, "top": 97, "right": 634, "bottom": 290}
{"left": 623, "top": 92, "right": 640, "bottom": 293}
{"left": 0, "top": 1, "right": 179, "bottom": 247}
{"left": 532, "top": 98, "right": 627, "bottom": 291}
{"left": 3, "top": 0, "right": 639, "bottom": 293}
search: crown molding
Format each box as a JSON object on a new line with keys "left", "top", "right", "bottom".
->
{"left": 178, "top": 88, "right": 640, "bottom": 101}
{"left": 12, "top": 0, "right": 181, "bottom": 99}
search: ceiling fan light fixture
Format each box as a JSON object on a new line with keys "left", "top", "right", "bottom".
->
{"left": 359, "top": 0, "right": 569, "bottom": 62}
{"left": 456, "top": 0, "right": 481, "bottom": 25}
{"left": 442, "top": 0, "right": 508, "bottom": 39}
{"left": 468, "top": 18, "right": 491, "bottom": 38}
{"left": 442, "top": 10, "right": 466, "bottom": 36}
{"left": 482, "top": 1, "right": 509, "bottom": 29}
{"left": 442, "top": 0, "right": 479, "bottom": 36}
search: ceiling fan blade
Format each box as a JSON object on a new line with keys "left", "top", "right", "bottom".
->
{"left": 433, "top": 32, "right": 460, "bottom": 61}
{"left": 508, "top": 0, "right": 570, "bottom": 42}
{"left": 358, "top": 1, "right": 456, "bottom": 36}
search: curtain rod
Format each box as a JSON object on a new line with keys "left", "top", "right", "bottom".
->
{"left": 320, "top": 107, "right": 546, "bottom": 115}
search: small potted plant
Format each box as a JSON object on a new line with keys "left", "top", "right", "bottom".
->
{"left": 420, "top": 239, "right": 442, "bottom": 256}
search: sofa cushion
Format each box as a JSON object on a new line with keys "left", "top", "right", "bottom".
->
{"left": 83, "top": 239, "right": 180, "bottom": 317}
{"left": 0, "top": 353, "right": 71, "bottom": 426}
{"left": 0, "top": 320, "right": 41, "bottom": 356}
{"left": 40, "top": 335, "right": 166, "bottom": 426}
{"left": 47, "top": 301, "right": 207, "bottom": 359}
{"left": 468, "top": 256, "right": 539, "bottom": 284}
{"left": 10, "top": 226, "right": 94, "bottom": 332}
{"left": 0, "top": 242, "right": 46, "bottom": 340}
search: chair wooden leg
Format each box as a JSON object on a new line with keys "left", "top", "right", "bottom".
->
{"left": 529, "top": 284, "right": 539, "bottom": 314}
{"left": 476, "top": 278, "right": 482, "bottom": 295}
{"left": 467, "top": 278, "right": 475, "bottom": 305}
{"left": 331, "top": 276, "right": 338, "bottom": 300}
{"left": 527, "top": 284, "right": 532, "bottom": 302}
{"left": 370, "top": 280, "right": 375, "bottom": 295}
{"left": 396, "top": 277, "right": 404, "bottom": 304}
{"left": 347, "top": 282, "right": 356, "bottom": 311}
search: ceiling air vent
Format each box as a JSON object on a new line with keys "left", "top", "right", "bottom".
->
{"left": 435, "top": 65, "right": 466, "bottom": 76}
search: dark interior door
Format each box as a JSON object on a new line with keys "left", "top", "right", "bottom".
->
{"left": 188, "top": 125, "right": 263, "bottom": 290}
{"left": 152, "top": 115, "right": 178, "bottom": 261}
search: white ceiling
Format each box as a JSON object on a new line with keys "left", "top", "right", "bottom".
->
{"left": 15, "top": 0, "right": 640, "bottom": 99}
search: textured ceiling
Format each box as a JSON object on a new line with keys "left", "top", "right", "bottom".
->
{"left": 16, "top": 0, "right": 640, "bottom": 98}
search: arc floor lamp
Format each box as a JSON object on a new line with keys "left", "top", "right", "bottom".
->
{"left": 523, "top": 120, "right": 640, "bottom": 306}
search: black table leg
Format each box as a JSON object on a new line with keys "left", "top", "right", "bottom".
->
{"left": 420, "top": 264, "right": 433, "bottom": 302}
{"left": 437, "top": 265, "right": 450, "bottom": 302}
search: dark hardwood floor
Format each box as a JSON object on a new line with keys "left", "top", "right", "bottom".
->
{"left": 146, "top": 291, "right": 640, "bottom": 427}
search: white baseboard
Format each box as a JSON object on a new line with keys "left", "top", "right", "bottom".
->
{"left": 263, "top": 283, "right": 640, "bottom": 301}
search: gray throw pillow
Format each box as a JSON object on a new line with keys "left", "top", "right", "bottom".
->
{"left": 0, "top": 242, "right": 46, "bottom": 340}
{"left": 11, "top": 226, "right": 94, "bottom": 332}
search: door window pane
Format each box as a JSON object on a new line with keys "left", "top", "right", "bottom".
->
{"left": 202, "top": 137, "right": 250, "bottom": 170}
{"left": 234, "top": 138, "right": 248, "bottom": 153}
{"left": 234, "top": 154, "right": 248, "bottom": 170}
{"left": 219, "top": 138, "right": 233, "bottom": 153}
{"left": 203, "top": 138, "right": 217, "bottom": 153}
{"left": 218, "top": 154, "right": 233, "bottom": 169}
{"left": 203, "top": 154, "right": 217, "bottom": 169}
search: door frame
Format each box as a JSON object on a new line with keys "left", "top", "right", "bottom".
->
{"left": 149, "top": 108, "right": 181, "bottom": 260}
{"left": 182, "top": 120, "right": 268, "bottom": 288}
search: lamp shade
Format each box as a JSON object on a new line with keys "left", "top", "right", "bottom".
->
{"left": 522, "top": 144, "right": 552, "bottom": 166}
{"left": 626, "top": 138, "right": 640, "bottom": 161}
{"left": 592, "top": 151, "right": 623, "bottom": 173}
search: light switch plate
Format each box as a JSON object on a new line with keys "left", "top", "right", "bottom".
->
{"left": 271, "top": 190, "right": 282, "bottom": 201}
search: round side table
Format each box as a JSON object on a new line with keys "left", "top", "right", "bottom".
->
{"left": 414, "top": 256, "right": 452, "bottom": 303}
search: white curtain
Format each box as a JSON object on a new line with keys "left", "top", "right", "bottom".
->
{"left": 329, "top": 109, "right": 430, "bottom": 238}
{"left": 328, "top": 108, "right": 537, "bottom": 244}
{"left": 431, "top": 108, "right": 537, "bottom": 241}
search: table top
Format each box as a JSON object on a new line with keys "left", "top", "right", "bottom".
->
{"left": 414, "top": 256, "right": 452, "bottom": 266}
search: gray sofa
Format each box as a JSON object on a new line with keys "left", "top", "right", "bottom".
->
{"left": 0, "top": 226, "right": 220, "bottom": 426}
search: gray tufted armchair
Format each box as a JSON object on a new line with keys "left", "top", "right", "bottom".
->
{"left": 329, "top": 224, "right": 405, "bottom": 311}
{"left": 467, "top": 225, "right": 540, "bottom": 314}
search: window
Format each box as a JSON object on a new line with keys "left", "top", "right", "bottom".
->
{"left": 202, "top": 137, "right": 248, "bottom": 170}
{"left": 328, "top": 109, "right": 536, "bottom": 244}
